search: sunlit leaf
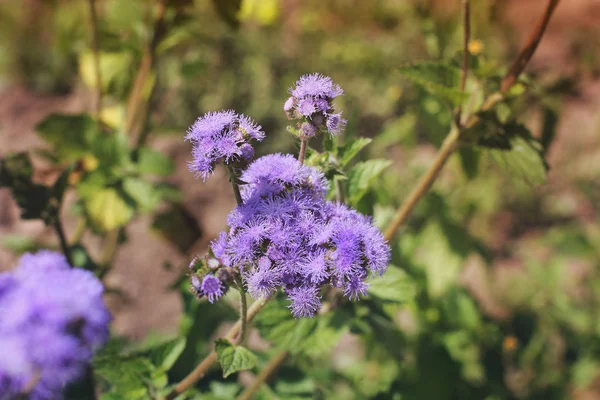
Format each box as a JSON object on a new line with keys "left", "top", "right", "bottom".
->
{"left": 347, "top": 159, "right": 392, "bottom": 206}
{"left": 214, "top": 339, "right": 257, "bottom": 378}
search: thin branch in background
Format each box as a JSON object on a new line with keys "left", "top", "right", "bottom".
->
{"left": 53, "top": 218, "right": 73, "bottom": 266}
{"left": 165, "top": 298, "right": 270, "bottom": 400}
{"left": 87, "top": 0, "right": 102, "bottom": 117}
{"left": 500, "top": 0, "right": 561, "bottom": 92}
{"left": 382, "top": 127, "right": 460, "bottom": 241}
{"left": 383, "top": 0, "right": 561, "bottom": 242}
{"left": 124, "top": 0, "right": 169, "bottom": 137}
{"left": 237, "top": 351, "right": 289, "bottom": 400}
{"left": 455, "top": 0, "right": 470, "bottom": 126}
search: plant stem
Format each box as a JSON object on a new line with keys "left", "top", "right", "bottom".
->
{"left": 53, "top": 218, "right": 73, "bottom": 266}
{"left": 455, "top": 0, "right": 470, "bottom": 126}
{"left": 239, "top": 289, "right": 248, "bottom": 344}
{"left": 124, "top": 0, "right": 168, "bottom": 136}
{"left": 383, "top": 0, "right": 561, "bottom": 242}
{"left": 237, "top": 351, "right": 289, "bottom": 400}
{"left": 500, "top": 0, "right": 561, "bottom": 92}
{"left": 87, "top": 0, "right": 102, "bottom": 117}
{"left": 165, "top": 298, "right": 270, "bottom": 400}
{"left": 98, "top": 229, "right": 119, "bottom": 279}
{"left": 227, "top": 165, "right": 243, "bottom": 205}
{"left": 383, "top": 126, "right": 460, "bottom": 241}
{"left": 298, "top": 138, "right": 307, "bottom": 164}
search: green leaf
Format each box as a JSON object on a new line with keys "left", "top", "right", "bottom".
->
{"left": 398, "top": 62, "right": 468, "bottom": 106}
{"left": 347, "top": 159, "right": 392, "bottom": 206}
{"left": 122, "top": 178, "right": 162, "bottom": 213}
{"left": 339, "top": 137, "right": 372, "bottom": 167}
{"left": 83, "top": 188, "right": 134, "bottom": 231}
{"left": 35, "top": 114, "right": 97, "bottom": 161}
{"left": 136, "top": 147, "right": 175, "bottom": 176}
{"left": 94, "top": 356, "right": 155, "bottom": 399}
{"left": 490, "top": 135, "right": 548, "bottom": 186}
{"left": 368, "top": 265, "right": 418, "bottom": 303}
{"left": 137, "top": 337, "right": 187, "bottom": 371}
{"left": 89, "top": 132, "right": 130, "bottom": 172}
{"left": 214, "top": 339, "right": 257, "bottom": 378}
{"left": 0, "top": 153, "right": 52, "bottom": 221}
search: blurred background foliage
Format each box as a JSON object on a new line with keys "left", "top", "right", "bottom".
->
{"left": 1, "top": 0, "right": 600, "bottom": 399}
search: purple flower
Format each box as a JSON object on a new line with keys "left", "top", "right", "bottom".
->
{"left": 290, "top": 73, "right": 344, "bottom": 99}
{"left": 185, "top": 110, "right": 265, "bottom": 180}
{"left": 198, "top": 154, "right": 390, "bottom": 318}
{"left": 201, "top": 275, "right": 225, "bottom": 303}
{"left": 286, "top": 73, "right": 346, "bottom": 136}
{"left": 301, "top": 122, "right": 317, "bottom": 138}
{"left": 286, "top": 286, "right": 322, "bottom": 318}
{"left": 0, "top": 251, "right": 110, "bottom": 399}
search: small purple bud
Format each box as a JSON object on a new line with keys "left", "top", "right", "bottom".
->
{"left": 301, "top": 122, "right": 317, "bottom": 138}
{"left": 326, "top": 113, "right": 346, "bottom": 136}
{"left": 188, "top": 256, "right": 198, "bottom": 270}
{"left": 201, "top": 275, "right": 225, "bottom": 303}
{"left": 240, "top": 143, "right": 255, "bottom": 161}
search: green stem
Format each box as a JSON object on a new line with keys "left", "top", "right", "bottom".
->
{"left": 227, "top": 165, "right": 243, "bottom": 205}
{"left": 238, "top": 289, "right": 248, "bottom": 345}
{"left": 298, "top": 138, "right": 307, "bottom": 164}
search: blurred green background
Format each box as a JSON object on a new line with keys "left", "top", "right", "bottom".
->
{"left": 1, "top": 0, "right": 600, "bottom": 399}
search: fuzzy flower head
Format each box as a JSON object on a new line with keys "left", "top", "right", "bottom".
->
{"left": 201, "top": 154, "right": 390, "bottom": 318}
{"left": 285, "top": 73, "right": 346, "bottom": 137}
{"left": 0, "top": 251, "right": 111, "bottom": 399}
{"left": 185, "top": 110, "right": 265, "bottom": 180}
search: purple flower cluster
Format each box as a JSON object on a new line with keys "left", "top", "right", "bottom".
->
{"left": 0, "top": 251, "right": 111, "bottom": 399}
{"left": 185, "top": 110, "right": 265, "bottom": 180}
{"left": 204, "top": 154, "right": 389, "bottom": 317}
{"left": 284, "top": 73, "right": 347, "bottom": 136}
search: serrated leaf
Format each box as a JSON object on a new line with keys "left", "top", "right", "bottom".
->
{"left": 214, "top": 339, "right": 257, "bottom": 378}
{"left": 35, "top": 114, "right": 97, "bottom": 161}
{"left": 136, "top": 147, "right": 175, "bottom": 176}
{"left": 490, "top": 135, "right": 547, "bottom": 186}
{"left": 347, "top": 159, "right": 392, "bottom": 206}
{"left": 83, "top": 188, "right": 134, "bottom": 231}
{"left": 398, "top": 62, "right": 468, "bottom": 106}
{"left": 368, "top": 265, "right": 418, "bottom": 303}
{"left": 339, "top": 137, "right": 372, "bottom": 167}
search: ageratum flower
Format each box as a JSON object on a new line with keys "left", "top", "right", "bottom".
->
{"left": 203, "top": 154, "right": 390, "bottom": 318}
{"left": 0, "top": 251, "right": 111, "bottom": 400}
{"left": 185, "top": 110, "right": 265, "bottom": 180}
{"left": 285, "top": 73, "right": 347, "bottom": 136}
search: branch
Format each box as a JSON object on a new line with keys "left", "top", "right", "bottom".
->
{"left": 383, "top": 0, "right": 561, "bottom": 242}
{"left": 383, "top": 127, "right": 460, "bottom": 241}
{"left": 500, "top": 0, "right": 561, "bottom": 92}
{"left": 165, "top": 298, "right": 270, "bottom": 400}
{"left": 53, "top": 218, "right": 73, "bottom": 266}
{"left": 455, "top": 0, "right": 470, "bottom": 125}
{"left": 237, "top": 351, "right": 289, "bottom": 400}
{"left": 87, "top": 0, "right": 102, "bottom": 117}
{"left": 124, "top": 0, "right": 168, "bottom": 136}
